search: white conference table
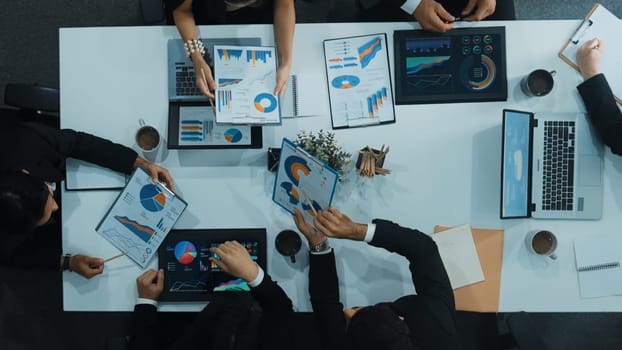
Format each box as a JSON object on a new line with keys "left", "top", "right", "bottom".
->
{"left": 60, "top": 20, "right": 622, "bottom": 312}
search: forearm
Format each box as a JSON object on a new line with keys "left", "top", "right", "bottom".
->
{"left": 273, "top": 0, "right": 295, "bottom": 67}
{"left": 173, "top": 4, "right": 199, "bottom": 42}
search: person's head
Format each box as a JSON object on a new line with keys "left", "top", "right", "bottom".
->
{"left": 346, "top": 304, "right": 412, "bottom": 350}
{"left": 0, "top": 171, "right": 58, "bottom": 234}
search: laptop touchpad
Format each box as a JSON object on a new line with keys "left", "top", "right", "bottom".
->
{"left": 578, "top": 155, "right": 602, "bottom": 186}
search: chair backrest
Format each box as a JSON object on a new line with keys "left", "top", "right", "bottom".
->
{"left": 4, "top": 83, "right": 59, "bottom": 114}
{"left": 3, "top": 83, "right": 60, "bottom": 128}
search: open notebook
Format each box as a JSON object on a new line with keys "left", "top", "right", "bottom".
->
{"left": 574, "top": 237, "right": 622, "bottom": 298}
{"left": 280, "top": 73, "right": 327, "bottom": 118}
{"left": 559, "top": 3, "right": 622, "bottom": 103}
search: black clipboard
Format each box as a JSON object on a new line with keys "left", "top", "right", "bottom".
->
{"left": 323, "top": 33, "right": 396, "bottom": 129}
{"left": 168, "top": 101, "right": 262, "bottom": 149}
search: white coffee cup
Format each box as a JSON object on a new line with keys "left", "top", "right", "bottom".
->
{"left": 525, "top": 230, "right": 558, "bottom": 260}
{"left": 135, "top": 118, "right": 161, "bottom": 157}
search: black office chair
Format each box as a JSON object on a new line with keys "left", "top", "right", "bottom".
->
{"left": 3, "top": 83, "right": 60, "bottom": 128}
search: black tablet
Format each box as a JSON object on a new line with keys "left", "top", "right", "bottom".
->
{"left": 167, "top": 102, "right": 262, "bottom": 149}
{"left": 393, "top": 27, "right": 507, "bottom": 104}
{"left": 158, "top": 228, "right": 267, "bottom": 301}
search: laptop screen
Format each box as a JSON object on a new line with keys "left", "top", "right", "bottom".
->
{"left": 501, "top": 110, "right": 532, "bottom": 218}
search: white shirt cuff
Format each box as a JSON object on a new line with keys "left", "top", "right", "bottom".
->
{"left": 401, "top": 0, "right": 422, "bottom": 15}
{"left": 310, "top": 247, "right": 333, "bottom": 255}
{"left": 248, "top": 265, "right": 264, "bottom": 288}
{"left": 364, "top": 223, "right": 377, "bottom": 242}
{"left": 136, "top": 298, "right": 158, "bottom": 307}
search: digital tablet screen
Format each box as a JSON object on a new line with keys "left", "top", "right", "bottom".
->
{"left": 394, "top": 27, "right": 507, "bottom": 104}
{"left": 158, "top": 228, "right": 267, "bottom": 301}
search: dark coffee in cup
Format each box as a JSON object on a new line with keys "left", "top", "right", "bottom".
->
{"left": 532, "top": 231, "right": 555, "bottom": 254}
{"left": 521, "top": 69, "right": 556, "bottom": 97}
{"left": 136, "top": 126, "right": 160, "bottom": 151}
{"left": 275, "top": 230, "right": 302, "bottom": 263}
{"left": 526, "top": 230, "right": 558, "bottom": 260}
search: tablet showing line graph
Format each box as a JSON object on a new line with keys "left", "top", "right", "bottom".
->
{"left": 158, "top": 228, "right": 267, "bottom": 302}
{"left": 394, "top": 27, "right": 507, "bottom": 104}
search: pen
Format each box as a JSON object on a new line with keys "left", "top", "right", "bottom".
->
{"left": 445, "top": 17, "right": 462, "bottom": 24}
{"left": 104, "top": 252, "right": 126, "bottom": 263}
{"left": 301, "top": 190, "right": 318, "bottom": 217}
{"left": 200, "top": 67, "right": 216, "bottom": 113}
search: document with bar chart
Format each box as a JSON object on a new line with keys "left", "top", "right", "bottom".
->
{"left": 323, "top": 34, "right": 396, "bottom": 129}
{"left": 213, "top": 45, "right": 280, "bottom": 124}
{"left": 96, "top": 167, "right": 187, "bottom": 268}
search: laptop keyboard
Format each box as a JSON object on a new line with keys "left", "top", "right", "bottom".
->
{"left": 175, "top": 65, "right": 202, "bottom": 96}
{"left": 542, "top": 121, "right": 576, "bottom": 211}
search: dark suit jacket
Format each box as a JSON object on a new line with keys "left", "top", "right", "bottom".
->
{"left": 165, "top": 0, "right": 275, "bottom": 25}
{"left": 309, "top": 219, "right": 460, "bottom": 350}
{"left": 0, "top": 116, "right": 137, "bottom": 269}
{"left": 577, "top": 74, "right": 622, "bottom": 156}
{"left": 129, "top": 273, "right": 295, "bottom": 350}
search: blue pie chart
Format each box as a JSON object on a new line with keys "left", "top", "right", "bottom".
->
{"left": 140, "top": 184, "right": 165, "bottom": 212}
{"left": 224, "top": 128, "right": 243, "bottom": 143}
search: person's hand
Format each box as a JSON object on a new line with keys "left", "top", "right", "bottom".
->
{"left": 413, "top": 0, "right": 455, "bottom": 33}
{"left": 191, "top": 55, "right": 216, "bottom": 98}
{"left": 69, "top": 254, "right": 104, "bottom": 279}
{"left": 209, "top": 241, "right": 259, "bottom": 282}
{"left": 274, "top": 62, "right": 292, "bottom": 96}
{"left": 136, "top": 269, "right": 164, "bottom": 300}
{"left": 461, "top": 0, "right": 496, "bottom": 21}
{"left": 312, "top": 207, "right": 367, "bottom": 241}
{"left": 134, "top": 157, "right": 175, "bottom": 192}
{"left": 577, "top": 38, "right": 603, "bottom": 81}
{"left": 293, "top": 208, "right": 326, "bottom": 246}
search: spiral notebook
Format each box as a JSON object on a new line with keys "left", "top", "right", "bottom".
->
{"left": 280, "top": 73, "right": 327, "bottom": 118}
{"left": 574, "top": 237, "right": 622, "bottom": 298}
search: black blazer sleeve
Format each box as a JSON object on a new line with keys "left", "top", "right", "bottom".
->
{"left": 128, "top": 304, "right": 159, "bottom": 350}
{"left": 27, "top": 123, "right": 138, "bottom": 174}
{"left": 308, "top": 251, "right": 348, "bottom": 350}
{"left": 369, "top": 219, "right": 455, "bottom": 311}
{"left": 577, "top": 74, "right": 622, "bottom": 156}
{"left": 250, "top": 273, "right": 295, "bottom": 350}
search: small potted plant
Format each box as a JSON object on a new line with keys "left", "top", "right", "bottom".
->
{"left": 295, "top": 130, "right": 351, "bottom": 179}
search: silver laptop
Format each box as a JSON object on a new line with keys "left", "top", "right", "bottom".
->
{"left": 500, "top": 109, "right": 604, "bottom": 219}
{"left": 167, "top": 37, "right": 261, "bottom": 102}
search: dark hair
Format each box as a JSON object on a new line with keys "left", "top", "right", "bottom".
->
{"left": 347, "top": 304, "right": 412, "bottom": 350}
{"left": 0, "top": 171, "right": 49, "bottom": 235}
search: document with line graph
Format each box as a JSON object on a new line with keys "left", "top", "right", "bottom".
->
{"left": 323, "top": 33, "right": 396, "bottom": 129}
{"left": 214, "top": 45, "right": 281, "bottom": 124}
{"left": 96, "top": 167, "right": 187, "bottom": 268}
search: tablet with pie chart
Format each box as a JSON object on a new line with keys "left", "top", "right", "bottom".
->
{"left": 158, "top": 228, "right": 267, "bottom": 302}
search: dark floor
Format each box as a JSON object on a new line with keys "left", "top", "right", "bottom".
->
{"left": 2, "top": 1, "right": 622, "bottom": 349}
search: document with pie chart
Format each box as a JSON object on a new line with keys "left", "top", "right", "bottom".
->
{"left": 213, "top": 45, "right": 280, "bottom": 124}
{"left": 323, "top": 33, "right": 396, "bottom": 129}
{"left": 272, "top": 138, "right": 339, "bottom": 224}
{"left": 96, "top": 167, "right": 188, "bottom": 268}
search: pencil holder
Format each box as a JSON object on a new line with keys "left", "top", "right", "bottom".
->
{"left": 356, "top": 146, "right": 390, "bottom": 177}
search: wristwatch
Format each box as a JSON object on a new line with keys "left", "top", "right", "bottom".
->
{"left": 61, "top": 254, "right": 72, "bottom": 271}
{"left": 310, "top": 238, "right": 331, "bottom": 253}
